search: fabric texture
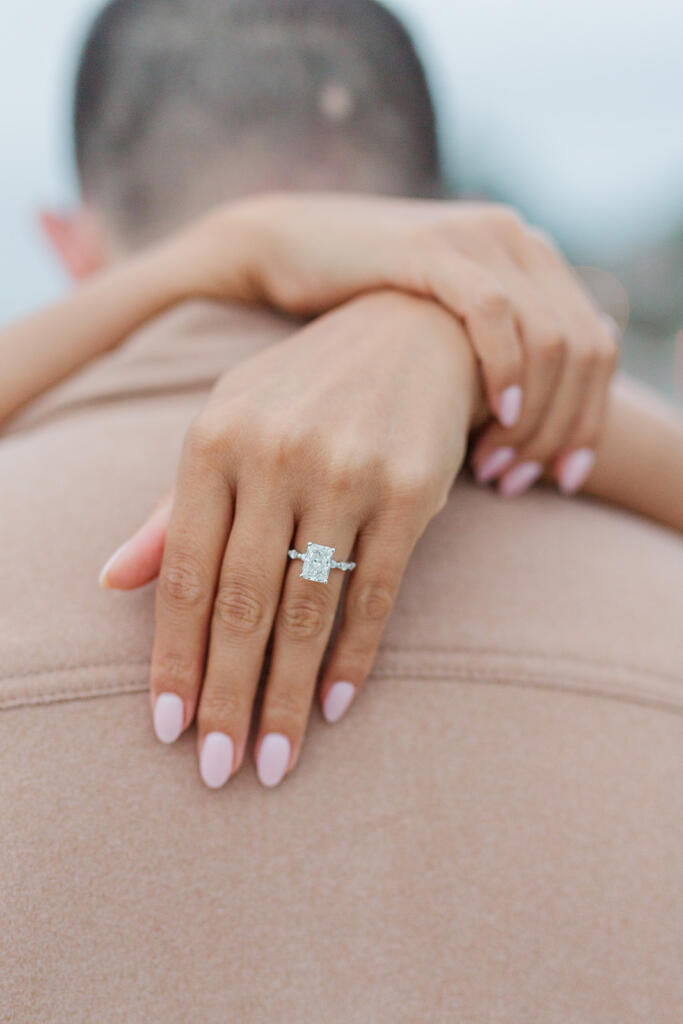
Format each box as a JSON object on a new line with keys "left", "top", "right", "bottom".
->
{"left": 1, "top": 302, "right": 681, "bottom": 1023}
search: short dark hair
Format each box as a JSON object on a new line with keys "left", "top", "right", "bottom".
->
{"left": 74, "top": 0, "right": 442, "bottom": 246}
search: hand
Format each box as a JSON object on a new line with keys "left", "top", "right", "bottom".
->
{"left": 182, "top": 192, "right": 618, "bottom": 493}
{"left": 100, "top": 292, "right": 482, "bottom": 788}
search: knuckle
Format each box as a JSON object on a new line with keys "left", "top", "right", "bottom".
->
{"left": 320, "top": 457, "right": 359, "bottom": 497}
{"left": 333, "top": 645, "right": 375, "bottom": 681}
{"left": 212, "top": 576, "right": 269, "bottom": 636}
{"left": 248, "top": 425, "right": 293, "bottom": 475}
{"left": 574, "top": 344, "right": 598, "bottom": 374}
{"left": 386, "top": 467, "right": 435, "bottom": 509}
{"left": 266, "top": 425, "right": 318, "bottom": 474}
{"left": 151, "top": 648, "right": 199, "bottom": 694}
{"left": 351, "top": 579, "right": 396, "bottom": 624}
{"left": 184, "top": 417, "right": 224, "bottom": 464}
{"left": 268, "top": 275, "right": 313, "bottom": 316}
{"left": 526, "top": 226, "right": 562, "bottom": 263}
{"left": 198, "top": 687, "right": 246, "bottom": 730}
{"left": 470, "top": 285, "right": 511, "bottom": 322}
{"left": 325, "top": 455, "right": 377, "bottom": 502}
{"left": 536, "top": 330, "right": 566, "bottom": 365}
{"left": 158, "top": 553, "right": 208, "bottom": 610}
{"left": 278, "top": 592, "right": 331, "bottom": 641}
{"left": 266, "top": 687, "right": 310, "bottom": 725}
{"left": 492, "top": 204, "right": 525, "bottom": 236}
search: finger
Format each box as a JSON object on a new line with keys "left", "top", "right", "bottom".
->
{"left": 428, "top": 249, "right": 524, "bottom": 427}
{"left": 319, "top": 513, "right": 413, "bottom": 725}
{"left": 99, "top": 491, "right": 173, "bottom": 590}
{"left": 255, "top": 515, "right": 357, "bottom": 787}
{"left": 553, "top": 317, "right": 620, "bottom": 493}
{"left": 195, "top": 483, "right": 293, "bottom": 789}
{"left": 471, "top": 263, "right": 566, "bottom": 483}
{"left": 149, "top": 424, "right": 233, "bottom": 745}
{"left": 512, "top": 234, "right": 620, "bottom": 495}
{"left": 497, "top": 342, "right": 597, "bottom": 497}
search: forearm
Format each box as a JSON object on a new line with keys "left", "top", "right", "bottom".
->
{"left": 0, "top": 214, "right": 257, "bottom": 427}
{"left": 581, "top": 374, "right": 683, "bottom": 533}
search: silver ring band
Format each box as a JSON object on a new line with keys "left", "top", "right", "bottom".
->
{"left": 288, "top": 542, "right": 356, "bottom": 584}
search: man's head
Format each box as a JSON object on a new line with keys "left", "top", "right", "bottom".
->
{"left": 43, "top": 0, "right": 441, "bottom": 275}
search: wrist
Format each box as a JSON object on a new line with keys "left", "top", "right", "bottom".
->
{"left": 171, "top": 199, "right": 270, "bottom": 305}
{"left": 361, "top": 290, "right": 487, "bottom": 431}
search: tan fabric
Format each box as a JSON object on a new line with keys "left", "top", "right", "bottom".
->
{"left": 1, "top": 303, "right": 682, "bottom": 1023}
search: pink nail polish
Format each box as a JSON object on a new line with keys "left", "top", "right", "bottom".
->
{"left": 200, "top": 732, "right": 234, "bottom": 789}
{"left": 153, "top": 692, "right": 184, "bottom": 744}
{"left": 498, "top": 385, "right": 523, "bottom": 427}
{"left": 558, "top": 448, "right": 595, "bottom": 494}
{"left": 323, "top": 681, "right": 355, "bottom": 723}
{"left": 499, "top": 461, "right": 543, "bottom": 497}
{"left": 475, "top": 446, "right": 516, "bottom": 484}
{"left": 98, "top": 541, "right": 129, "bottom": 587}
{"left": 257, "top": 733, "right": 291, "bottom": 788}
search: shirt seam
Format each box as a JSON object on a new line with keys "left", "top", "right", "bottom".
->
{"left": 0, "top": 649, "right": 680, "bottom": 716}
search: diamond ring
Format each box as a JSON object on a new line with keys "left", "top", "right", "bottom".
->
{"left": 288, "top": 542, "right": 356, "bottom": 584}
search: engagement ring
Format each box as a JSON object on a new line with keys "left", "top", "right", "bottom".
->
{"left": 288, "top": 542, "right": 356, "bottom": 584}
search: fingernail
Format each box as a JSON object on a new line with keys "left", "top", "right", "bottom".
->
{"left": 153, "top": 693, "right": 184, "bottom": 744}
{"left": 323, "top": 681, "right": 355, "bottom": 723}
{"left": 558, "top": 448, "right": 595, "bottom": 494}
{"left": 498, "top": 385, "right": 523, "bottom": 427}
{"left": 200, "top": 732, "right": 234, "bottom": 789}
{"left": 257, "top": 733, "right": 291, "bottom": 788}
{"left": 98, "top": 541, "right": 129, "bottom": 587}
{"left": 499, "top": 461, "right": 543, "bottom": 497}
{"left": 475, "top": 446, "right": 516, "bottom": 484}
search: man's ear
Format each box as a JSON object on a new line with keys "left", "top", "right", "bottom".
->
{"left": 38, "top": 206, "right": 107, "bottom": 280}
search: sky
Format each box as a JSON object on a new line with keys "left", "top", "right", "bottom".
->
{"left": 1, "top": 0, "right": 682, "bottom": 321}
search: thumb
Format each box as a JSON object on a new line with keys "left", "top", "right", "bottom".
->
{"left": 99, "top": 490, "right": 174, "bottom": 590}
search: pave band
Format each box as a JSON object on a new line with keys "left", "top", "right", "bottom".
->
{"left": 288, "top": 542, "right": 356, "bottom": 584}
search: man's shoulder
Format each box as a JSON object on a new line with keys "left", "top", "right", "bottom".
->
{"left": 3, "top": 300, "right": 295, "bottom": 437}
{"left": 381, "top": 480, "right": 683, "bottom": 715}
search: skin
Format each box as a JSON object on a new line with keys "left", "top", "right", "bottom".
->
{"left": 4, "top": 192, "right": 618, "bottom": 493}
{"left": 198, "top": 195, "right": 621, "bottom": 493}
{"left": 143, "top": 292, "right": 483, "bottom": 783}
{"left": 3, "top": 191, "right": 682, "bottom": 787}
{"left": 100, "top": 294, "right": 683, "bottom": 790}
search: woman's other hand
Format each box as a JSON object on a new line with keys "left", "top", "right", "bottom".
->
{"left": 100, "top": 292, "right": 482, "bottom": 788}
{"left": 184, "top": 192, "right": 618, "bottom": 494}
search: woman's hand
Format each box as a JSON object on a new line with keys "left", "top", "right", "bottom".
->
{"left": 3, "top": 189, "right": 616, "bottom": 495}
{"left": 185, "top": 192, "right": 618, "bottom": 493}
{"left": 100, "top": 291, "right": 482, "bottom": 788}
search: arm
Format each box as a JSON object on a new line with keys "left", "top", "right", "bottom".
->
{"left": 0, "top": 225, "right": 257, "bottom": 427}
{"left": 1, "top": 191, "right": 617, "bottom": 488}
{"left": 583, "top": 374, "right": 683, "bottom": 533}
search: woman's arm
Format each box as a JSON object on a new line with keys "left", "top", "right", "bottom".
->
{"left": 583, "top": 374, "right": 683, "bottom": 533}
{"left": 0, "top": 224, "right": 257, "bottom": 427}
{"left": 1, "top": 192, "right": 617, "bottom": 501}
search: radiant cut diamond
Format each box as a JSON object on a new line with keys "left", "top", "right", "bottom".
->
{"left": 300, "top": 542, "right": 335, "bottom": 583}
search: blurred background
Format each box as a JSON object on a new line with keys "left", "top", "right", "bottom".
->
{"left": 2, "top": 0, "right": 681, "bottom": 401}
